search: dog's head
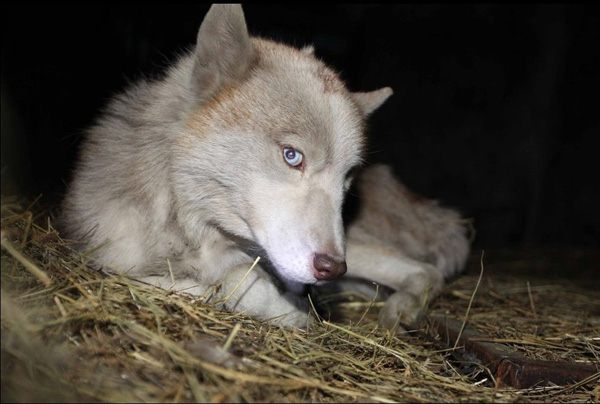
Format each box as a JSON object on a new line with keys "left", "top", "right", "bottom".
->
{"left": 174, "top": 4, "right": 391, "bottom": 286}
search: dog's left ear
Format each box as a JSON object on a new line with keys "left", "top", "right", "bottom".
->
{"left": 352, "top": 87, "right": 393, "bottom": 116}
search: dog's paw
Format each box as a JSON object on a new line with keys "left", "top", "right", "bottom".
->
{"left": 378, "top": 291, "right": 424, "bottom": 331}
{"left": 269, "top": 309, "right": 310, "bottom": 329}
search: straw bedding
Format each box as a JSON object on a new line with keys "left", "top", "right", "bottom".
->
{"left": 1, "top": 197, "right": 598, "bottom": 403}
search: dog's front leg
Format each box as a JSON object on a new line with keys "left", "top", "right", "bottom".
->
{"left": 132, "top": 259, "right": 309, "bottom": 328}
{"left": 344, "top": 240, "right": 444, "bottom": 329}
{"left": 211, "top": 262, "right": 309, "bottom": 328}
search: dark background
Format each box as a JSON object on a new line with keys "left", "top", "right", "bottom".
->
{"left": 2, "top": 4, "right": 599, "bottom": 250}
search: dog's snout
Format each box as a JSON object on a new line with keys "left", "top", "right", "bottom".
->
{"left": 313, "top": 253, "right": 347, "bottom": 281}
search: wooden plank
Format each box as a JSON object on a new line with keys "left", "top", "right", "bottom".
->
{"left": 429, "top": 315, "right": 599, "bottom": 388}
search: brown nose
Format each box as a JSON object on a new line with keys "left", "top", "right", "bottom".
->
{"left": 313, "top": 253, "right": 347, "bottom": 281}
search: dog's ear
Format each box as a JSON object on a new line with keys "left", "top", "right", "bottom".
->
{"left": 192, "top": 4, "right": 254, "bottom": 105}
{"left": 352, "top": 87, "right": 393, "bottom": 116}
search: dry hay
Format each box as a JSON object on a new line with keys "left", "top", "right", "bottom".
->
{"left": 1, "top": 197, "right": 599, "bottom": 403}
{"left": 431, "top": 271, "right": 600, "bottom": 365}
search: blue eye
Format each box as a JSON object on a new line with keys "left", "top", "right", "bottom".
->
{"left": 283, "top": 147, "right": 303, "bottom": 167}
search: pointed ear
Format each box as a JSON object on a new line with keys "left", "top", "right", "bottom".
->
{"left": 192, "top": 4, "right": 254, "bottom": 104}
{"left": 352, "top": 87, "right": 393, "bottom": 116}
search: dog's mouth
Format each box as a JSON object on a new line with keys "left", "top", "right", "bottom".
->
{"left": 235, "top": 238, "right": 319, "bottom": 286}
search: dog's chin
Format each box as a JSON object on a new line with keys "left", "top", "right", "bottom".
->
{"left": 270, "top": 261, "right": 317, "bottom": 290}
{"left": 263, "top": 248, "right": 315, "bottom": 285}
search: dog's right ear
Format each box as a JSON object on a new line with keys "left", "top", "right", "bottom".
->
{"left": 191, "top": 4, "right": 254, "bottom": 105}
{"left": 352, "top": 87, "right": 393, "bottom": 117}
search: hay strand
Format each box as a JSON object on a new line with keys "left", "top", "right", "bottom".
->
{"left": 1, "top": 229, "right": 51, "bottom": 287}
{"left": 452, "top": 249, "right": 484, "bottom": 350}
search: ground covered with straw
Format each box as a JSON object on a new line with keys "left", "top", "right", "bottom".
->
{"left": 1, "top": 198, "right": 599, "bottom": 403}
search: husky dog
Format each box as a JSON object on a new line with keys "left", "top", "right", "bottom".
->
{"left": 61, "top": 4, "right": 469, "bottom": 328}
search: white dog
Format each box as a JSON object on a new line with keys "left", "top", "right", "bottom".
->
{"left": 61, "top": 4, "right": 469, "bottom": 328}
